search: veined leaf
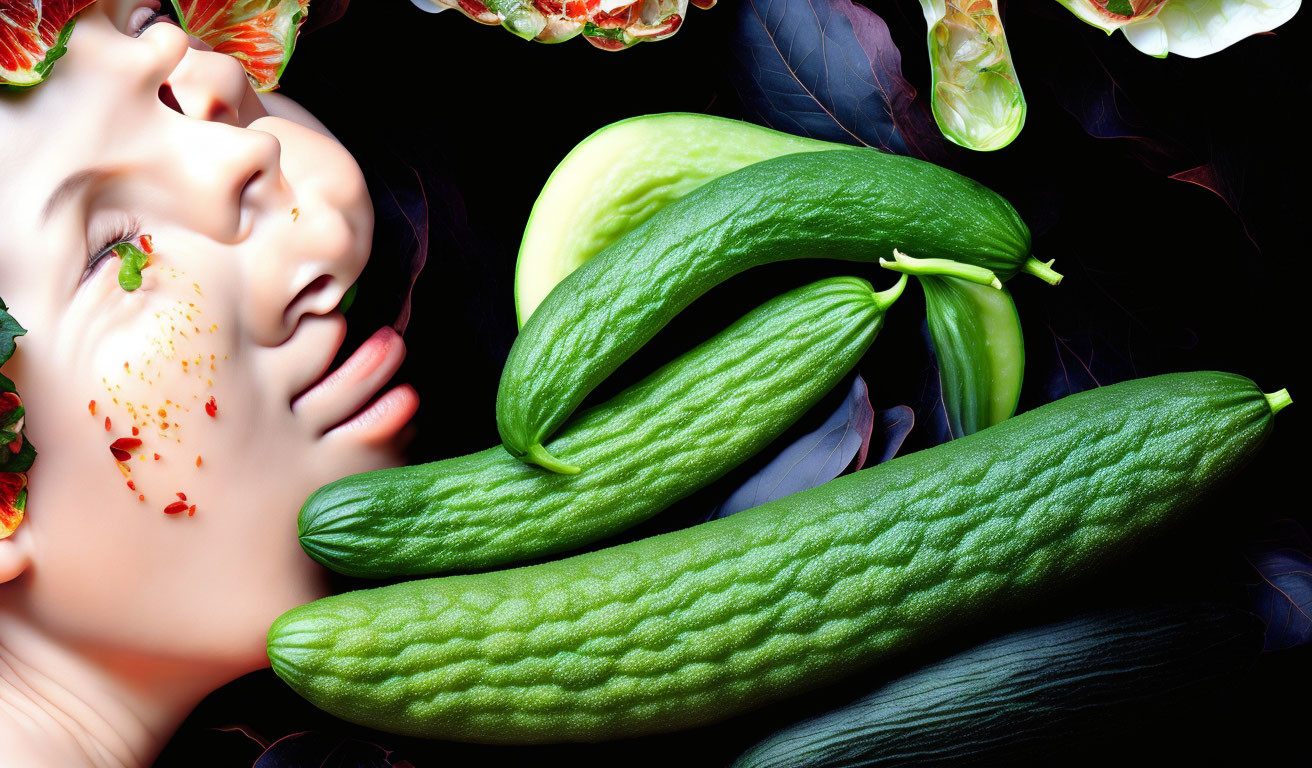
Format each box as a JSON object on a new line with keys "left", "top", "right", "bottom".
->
{"left": 729, "top": 0, "right": 940, "bottom": 158}
{"left": 1247, "top": 519, "right": 1312, "bottom": 651}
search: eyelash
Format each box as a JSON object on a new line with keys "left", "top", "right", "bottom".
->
{"left": 132, "top": 3, "right": 180, "bottom": 37}
{"left": 87, "top": 216, "right": 144, "bottom": 275}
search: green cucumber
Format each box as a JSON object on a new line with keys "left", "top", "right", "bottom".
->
{"left": 734, "top": 603, "right": 1261, "bottom": 767}
{"left": 499, "top": 148, "right": 1057, "bottom": 473}
{"left": 880, "top": 251, "right": 1025, "bottom": 436}
{"left": 270, "top": 372, "right": 1287, "bottom": 743}
{"left": 921, "top": 276, "right": 1024, "bottom": 436}
{"left": 514, "top": 113, "right": 843, "bottom": 327}
{"left": 299, "top": 276, "right": 904, "bottom": 577}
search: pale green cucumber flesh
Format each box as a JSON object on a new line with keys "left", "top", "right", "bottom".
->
{"left": 273, "top": 372, "right": 1278, "bottom": 744}
{"left": 922, "top": 275, "right": 1024, "bottom": 437}
{"left": 300, "top": 277, "right": 890, "bottom": 577}
{"left": 515, "top": 113, "right": 844, "bottom": 327}
{"left": 499, "top": 149, "right": 1033, "bottom": 465}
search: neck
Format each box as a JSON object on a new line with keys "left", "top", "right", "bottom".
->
{"left": 0, "top": 607, "right": 217, "bottom": 768}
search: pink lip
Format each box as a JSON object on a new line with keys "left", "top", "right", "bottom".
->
{"left": 292, "top": 325, "right": 416, "bottom": 437}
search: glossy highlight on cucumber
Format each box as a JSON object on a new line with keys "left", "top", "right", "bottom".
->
{"left": 271, "top": 372, "right": 1284, "bottom": 744}
{"left": 300, "top": 276, "right": 904, "bottom": 577}
{"left": 499, "top": 148, "right": 1056, "bottom": 472}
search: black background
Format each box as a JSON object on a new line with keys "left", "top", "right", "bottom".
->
{"left": 155, "top": 2, "right": 1308, "bottom": 765}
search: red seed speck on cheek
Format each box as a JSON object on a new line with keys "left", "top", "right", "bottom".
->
{"left": 138, "top": 494, "right": 145, "bottom": 502}
{"left": 109, "top": 437, "right": 141, "bottom": 461}
{"left": 104, "top": 417, "right": 111, "bottom": 431}
{"left": 153, "top": 453, "right": 161, "bottom": 460}
{"left": 132, "top": 426, "right": 140, "bottom": 436}
{"left": 89, "top": 400, "right": 96, "bottom": 415}
{"left": 176, "top": 492, "right": 187, "bottom": 501}
{"left": 196, "top": 455, "right": 202, "bottom": 467}
{"left": 188, "top": 505, "right": 196, "bottom": 517}
{"left": 126, "top": 480, "right": 136, "bottom": 491}
{"left": 205, "top": 396, "right": 217, "bottom": 418}
{"left": 164, "top": 501, "right": 189, "bottom": 515}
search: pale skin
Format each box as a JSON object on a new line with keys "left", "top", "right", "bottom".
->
{"left": 0, "top": 2, "right": 419, "bottom": 765}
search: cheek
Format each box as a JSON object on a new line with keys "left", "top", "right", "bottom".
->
{"left": 90, "top": 284, "right": 231, "bottom": 513}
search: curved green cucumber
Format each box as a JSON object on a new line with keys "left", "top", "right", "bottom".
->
{"left": 270, "top": 372, "right": 1284, "bottom": 743}
{"left": 515, "top": 113, "right": 844, "bottom": 327}
{"left": 734, "top": 603, "right": 1261, "bottom": 767}
{"left": 300, "top": 276, "right": 904, "bottom": 577}
{"left": 499, "top": 149, "right": 1055, "bottom": 471}
{"left": 924, "top": 275, "right": 1024, "bottom": 437}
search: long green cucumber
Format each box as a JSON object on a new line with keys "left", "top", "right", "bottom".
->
{"left": 299, "top": 276, "right": 904, "bottom": 577}
{"left": 498, "top": 149, "right": 1057, "bottom": 473}
{"left": 734, "top": 603, "right": 1261, "bottom": 767}
{"left": 515, "top": 113, "right": 844, "bottom": 326}
{"left": 269, "top": 372, "right": 1287, "bottom": 743}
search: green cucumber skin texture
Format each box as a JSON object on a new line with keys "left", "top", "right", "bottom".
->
{"left": 270, "top": 372, "right": 1277, "bottom": 744}
{"left": 300, "top": 277, "right": 891, "bottom": 577}
{"left": 922, "top": 275, "right": 1025, "bottom": 437}
{"left": 734, "top": 603, "right": 1261, "bottom": 768}
{"left": 498, "top": 149, "right": 1032, "bottom": 464}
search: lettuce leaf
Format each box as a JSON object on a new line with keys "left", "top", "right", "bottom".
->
{"left": 1055, "top": 0, "right": 1301, "bottom": 58}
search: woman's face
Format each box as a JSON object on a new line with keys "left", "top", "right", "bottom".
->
{"left": 0, "top": 1, "right": 416, "bottom": 675}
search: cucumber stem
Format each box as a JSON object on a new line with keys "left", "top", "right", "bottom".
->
{"left": 1023, "top": 257, "right": 1063, "bottom": 285}
{"left": 872, "top": 273, "right": 908, "bottom": 310}
{"left": 525, "top": 443, "right": 581, "bottom": 475}
{"left": 879, "top": 249, "right": 1002, "bottom": 289}
{"left": 1264, "top": 388, "right": 1292, "bottom": 415}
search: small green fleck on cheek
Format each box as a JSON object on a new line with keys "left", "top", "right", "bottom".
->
{"left": 115, "top": 242, "right": 150, "bottom": 292}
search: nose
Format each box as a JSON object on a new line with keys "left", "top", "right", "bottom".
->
{"left": 145, "top": 22, "right": 257, "bottom": 125}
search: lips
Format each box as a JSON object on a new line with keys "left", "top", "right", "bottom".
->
{"left": 291, "top": 325, "right": 417, "bottom": 439}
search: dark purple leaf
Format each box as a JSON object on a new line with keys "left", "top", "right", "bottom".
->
{"left": 1246, "top": 519, "right": 1312, "bottom": 651}
{"left": 252, "top": 729, "right": 407, "bottom": 768}
{"left": 728, "top": 0, "right": 941, "bottom": 160}
{"left": 304, "top": 0, "right": 351, "bottom": 33}
{"left": 710, "top": 375, "right": 913, "bottom": 519}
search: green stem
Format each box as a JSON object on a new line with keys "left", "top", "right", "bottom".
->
{"left": 1023, "top": 256, "right": 1063, "bottom": 285}
{"left": 872, "top": 273, "right": 908, "bottom": 311}
{"left": 1264, "top": 388, "right": 1292, "bottom": 415}
{"left": 525, "top": 443, "right": 581, "bottom": 475}
{"left": 879, "top": 250, "right": 1002, "bottom": 289}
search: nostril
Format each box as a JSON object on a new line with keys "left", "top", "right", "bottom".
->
{"left": 158, "top": 83, "right": 183, "bottom": 114}
{"left": 284, "top": 275, "right": 336, "bottom": 327}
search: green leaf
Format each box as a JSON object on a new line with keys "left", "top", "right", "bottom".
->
{"left": 0, "top": 300, "right": 28, "bottom": 367}
{"left": 114, "top": 242, "right": 149, "bottom": 291}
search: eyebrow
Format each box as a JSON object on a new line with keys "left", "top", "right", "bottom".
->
{"left": 40, "top": 166, "right": 115, "bottom": 225}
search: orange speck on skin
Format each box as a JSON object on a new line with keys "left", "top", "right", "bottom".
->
{"left": 89, "top": 400, "right": 96, "bottom": 415}
{"left": 161, "top": 422, "right": 169, "bottom": 430}
{"left": 116, "top": 461, "right": 131, "bottom": 479}
{"left": 196, "top": 456, "right": 202, "bottom": 467}
{"left": 127, "top": 480, "right": 136, "bottom": 491}
{"left": 138, "top": 494, "right": 145, "bottom": 502}
{"left": 188, "top": 505, "right": 196, "bottom": 517}
{"left": 104, "top": 416, "right": 111, "bottom": 431}
{"left": 176, "top": 492, "right": 187, "bottom": 501}
{"left": 153, "top": 453, "right": 161, "bottom": 460}
{"left": 157, "top": 408, "right": 167, "bottom": 418}
{"left": 131, "top": 426, "right": 139, "bottom": 436}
